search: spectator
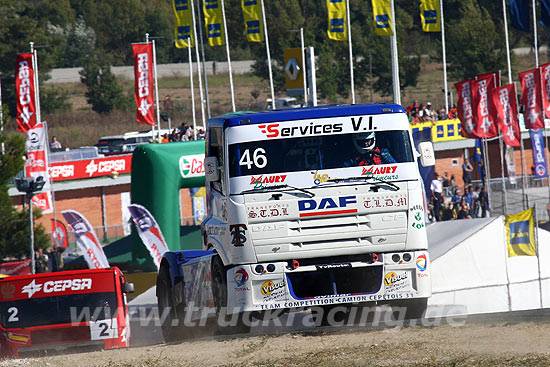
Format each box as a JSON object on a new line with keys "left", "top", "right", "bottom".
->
{"left": 442, "top": 172, "right": 450, "bottom": 187}
{"left": 457, "top": 198, "right": 472, "bottom": 219}
{"left": 449, "top": 174, "right": 457, "bottom": 189}
{"left": 50, "top": 136, "right": 62, "bottom": 150}
{"left": 430, "top": 172, "right": 443, "bottom": 222}
{"left": 161, "top": 133, "right": 169, "bottom": 143}
{"left": 470, "top": 186, "right": 480, "bottom": 218}
{"left": 162, "top": 94, "right": 175, "bottom": 118}
{"left": 479, "top": 186, "right": 490, "bottom": 218}
{"left": 406, "top": 100, "right": 421, "bottom": 123}
{"left": 436, "top": 108, "right": 447, "bottom": 121}
{"left": 196, "top": 127, "right": 206, "bottom": 140}
{"left": 34, "top": 248, "right": 48, "bottom": 273}
{"left": 462, "top": 158, "right": 473, "bottom": 186}
{"left": 423, "top": 102, "right": 435, "bottom": 122}
{"left": 448, "top": 104, "right": 458, "bottom": 119}
{"left": 450, "top": 188, "right": 462, "bottom": 208}
{"left": 47, "top": 246, "right": 64, "bottom": 272}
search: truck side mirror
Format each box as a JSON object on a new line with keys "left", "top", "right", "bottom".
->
{"left": 205, "top": 156, "right": 220, "bottom": 181}
{"left": 123, "top": 282, "right": 135, "bottom": 294}
{"left": 418, "top": 142, "right": 435, "bottom": 167}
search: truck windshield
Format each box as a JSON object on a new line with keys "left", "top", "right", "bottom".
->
{"left": 0, "top": 292, "right": 118, "bottom": 329}
{"left": 228, "top": 130, "right": 414, "bottom": 178}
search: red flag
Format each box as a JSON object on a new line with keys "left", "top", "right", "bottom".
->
{"left": 538, "top": 62, "right": 550, "bottom": 119}
{"left": 132, "top": 43, "right": 155, "bottom": 126}
{"left": 15, "top": 53, "right": 37, "bottom": 133}
{"left": 471, "top": 74, "right": 499, "bottom": 138}
{"left": 477, "top": 71, "right": 500, "bottom": 87}
{"left": 519, "top": 68, "right": 545, "bottom": 129}
{"left": 491, "top": 84, "right": 521, "bottom": 147}
{"left": 455, "top": 79, "right": 477, "bottom": 138}
{"left": 51, "top": 219, "right": 69, "bottom": 248}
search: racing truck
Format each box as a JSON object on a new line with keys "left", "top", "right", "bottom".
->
{"left": 157, "top": 104, "right": 435, "bottom": 339}
{"left": 0, "top": 267, "right": 134, "bottom": 357}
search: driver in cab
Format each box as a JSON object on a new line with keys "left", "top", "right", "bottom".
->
{"left": 345, "top": 132, "right": 396, "bottom": 167}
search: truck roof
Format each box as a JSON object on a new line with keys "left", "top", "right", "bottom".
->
{"left": 208, "top": 103, "right": 406, "bottom": 128}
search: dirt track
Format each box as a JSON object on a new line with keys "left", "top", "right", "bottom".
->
{"left": 5, "top": 320, "right": 550, "bottom": 367}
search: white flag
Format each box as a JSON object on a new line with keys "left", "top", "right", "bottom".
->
{"left": 62, "top": 210, "right": 109, "bottom": 269}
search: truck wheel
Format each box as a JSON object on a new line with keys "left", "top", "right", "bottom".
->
{"left": 389, "top": 298, "right": 428, "bottom": 320}
{"left": 157, "top": 266, "right": 189, "bottom": 342}
{"left": 211, "top": 256, "right": 250, "bottom": 335}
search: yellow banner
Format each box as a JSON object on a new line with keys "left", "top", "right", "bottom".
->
{"left": 284, "top": 48, "right": 304, "bottom": 91}
{"left": 371, "top": 0, "right": 392, "bottom": 36}
{"left": 242, "top": 0, "right": 263, "bottom": 42}
{"left": 410, "top": 119, "right": 466, "bottom": 143}
{"left": 203, "top": 0, "right": 225, "bottom": 46}
{"left": 327, "top": 0, "right": 347, "bottom": 41}
{"left": 505, "top": 208, "right": 537, "bottom": 257}
{"left": 173, "top": 0, "right": 194, "bottom": 48}
{"left": 420, "top": 0, "right": 440, "bottom": 32}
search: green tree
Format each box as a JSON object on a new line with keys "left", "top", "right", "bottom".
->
{"left": 80, "top": 54, "right": 130, "bottom": 113}
{"left": 0, "top": 134, "right": 49, "bottom": 259}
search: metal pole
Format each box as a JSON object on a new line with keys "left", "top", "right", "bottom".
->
{"left": 532, "top": 0, "right": 539, "bottom": 68}
{"left": 440, "top": 0, "right": 448, "bottom": 113}
{"left": 0, "top": 75, "right": 4, "bottom": 155}
{"left": 389, "top": 0, "right": 400, "bottom": 105}
{"left": 300, "top": 28, "right": 307, "bottom": 107}
{"left": 101, "top": 187, "right": 108, "bottom": 243}
{"left": 145, "top": 34, "right": 155, "bottom": 140}
{"left": 369, "top": 51, "right": 373, "bottom": 102}
{"left": 29, "top": 196, "right": 35, "bottom": 274}
{"left": 346, "top": 0, "right": 355, "bottom": 104}
{"left": 503, "top": 0, "right": 513, "bottom": 83}
{"left": 260, "top": 0, "right": 276, "bottom": 110}
{"left": 220, "top": 0, "right": 235, "bottom": 112}
{"left": 195, "top": 0, "right": 211, "bottom": 119}
{"left": 520, "top": 137, "right": 529, "bottom": 209}
{"left": 534, "top": 202, "right": 543, "bottom": 308}
{"left": 188, "top": 40, "right": 197, "bottom": 136}
{"left": 498, "top": 134, "right": 508, "bottom": 214}
{"left": 190, "top": 0, "right": 206, "bottom": 130}
{"left": 544, "top": 127, "right": 550, "bottom": 203}
{"left": 152, "top": 38, "right": 162, "bottom": 142}
{"left": 483, "top": 138, "right": 494, "bottom": 216}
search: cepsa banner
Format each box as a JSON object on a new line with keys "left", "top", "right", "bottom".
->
{"left": 132, "top": 43, "right": 155, "bottom": 126}
{"left": 48, "top": 155, "right": 132, "bottom": 181}
{"left": 519, "top": 68, "right": 545, "bottom": 130}
{"left": 15, "top": 53, "right": 37, "bottom": 133}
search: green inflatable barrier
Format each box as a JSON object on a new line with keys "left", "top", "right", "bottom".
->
{"left": 130, "top": 141, "right": 205, "bottom": 270}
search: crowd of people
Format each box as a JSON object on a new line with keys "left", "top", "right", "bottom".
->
{"left": 158, "top": 123, "right": 206, "bottom": 143}
{"left": 429, "top": 170, "right": 490, "bottom": 222}
{"left": 34, "top": 246, "right": 65, "bottom": 273}
{"left": 405, "top": 100, "right": 458, "bottom": 124}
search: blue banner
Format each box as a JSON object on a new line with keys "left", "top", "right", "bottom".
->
{"left": 509, "top": 0, "right": 530, "bottom": 32}
{"left": 529, "top": 129, "right": 548, "bottom": 178}
{"left": 472, "top": 139, "right": 485, "bottom": 183}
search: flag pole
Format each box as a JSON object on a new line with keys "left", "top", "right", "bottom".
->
{"left": 220, "top": 0, "right": 235, "bottom": 112}
{"left": 188, "top": 39, "right": 197, "bottom": 137}
{"left": 503, "top": 0, "right": 513, "bottom": 83}
{"left": 300, "top": 27, "right": 308, "bottom": 107}
{"left": 498, "top": 133, "right": 508, "bottom": 214}
{"left": 520, "top": 136, "right": 529, "bottom": 209}
{"left": 151, "top": 38, "right": 161, "bottom": 142}
{"left": 346, "top": 0, "right": 355, "bottom": 104}
{"left": 0, "top": 75, "right": 4, "bottom": 155}
{"left": 145, "top": 34, "right": 155, "bottom": 140}
{"left": 389, "top": 0, "right": 400, "bottom": 105}
{"left": 440, "top": 0, "right": 448, "bottom": 113}
{"left": 260, "top": 0, "right": 276, "bottom": 110}
{"left": 195, "top": 0, "right": 211, "bottom": 119}
{"left": 190, "top": 0, "right": 206, "bottom": 130}
{"left": 534, "top": 203, "right": 543, "bottom": 308}
{"left": 532, "top": 0, "right": 539, "bottom": 68}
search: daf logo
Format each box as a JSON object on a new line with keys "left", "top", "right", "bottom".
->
{"left": 285, "top": 58, "right": 300, "bottom": 80}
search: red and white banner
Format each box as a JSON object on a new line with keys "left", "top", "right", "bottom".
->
{"left": 519, "top": 68, "right": 545, "bottom": 130}
{"left": 471, "top": 74, "right": 498, "bottom": 138}
{"left": 48, "top": 154, "right": 132, "bottom": 181}
{"left": 0, "top": 260, "right": 31, "bottom": 277}
{"left": 477, "top": 71, "right": 500, "bottom": 88}
{"left": 455, "top": 79, "right": 477, "bottom": 138}
{"left": 132, "top": 43, "right": 155, "bottom": 126}
{"left": 15, "top": 53, "right": 37, "bottom": 133}
{"left": 128, "top": 204, "right": 169, "bottom": 270}
{"left": 51, "top": 219, "right": 69, "bottom": 248}
{"left": 61, "top": 210, "right": 109, "bottom": 269}
{"left": 25, "top": 122, "right": 53, "bottom": 214}
{"left": 491, "top": 84, "right": 521, "bottom": 147}
{"left": 538, "top": 62, "right": 550, "bottom": 119}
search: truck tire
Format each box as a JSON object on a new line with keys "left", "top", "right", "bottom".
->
{"left": 389, "top": 298, "right": 428, "bottom": 320}
{"left": 157, "top": 266, "right": 192, "bottom": 342}
{"left": 211, "top": 256, "right": 250, "bottom": 335}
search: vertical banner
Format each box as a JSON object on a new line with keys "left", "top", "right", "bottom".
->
{"left": 132, "top": 43, "right": 155, "bottom": 126}
{"left": 419, "top": 0, "right": 440, "bottom": 32}
{"left": 190, "top": 187, "right": 206, "bottom": 224}
{"left": 506, "top": 146, "right": 518, "bottom": 184}
{"left": 491, "top": 83, "right": 521, "bottom": 147}
{"left": 519, "top": 69, "right": 545, "bottom": 129}
{"left": 455, "top": 79, "right": 477, "bottom": 138}
{"left": 25, "top": 122, "right": 53, "bottom": 214}
{"left": 472, "top": 139, "right": 485, "bottom": 183}
{"left": 477, "top": 71, "right": 500, "bottom": 88}
{"left": 529, "top": 128, "right": 549, "bottom": 179}
{"left": 51, "top": 218, "right": 69, "bottom": 248}
{"left": 15, "top": 53, "right": 37, "bottom": 133}
{"left": 62, "top": 210, "right": 109, "bottom": 269}
{"left": 173, "top": 0, "right": 195, "bottom": 48}
{"left": 371, "top": 0, "right": 393, "bottom": 36}
{"left": 509, "top": 0, "right": 530, "bottom": 32}
{"left": 128, "top": 204, "right": 170, "bottom": 270}
{"left": 327, "top": 0, "right": 347, "bottom": 41}
{"left": 203, "top": 0, "right": 225, "bottom": 46}
{"left": 538, "top": 62, "right": 550, "bottom": 118}
{"left": 472, "top": 74, "right": 498, "bottom": 138}
{"left": 242, "top": 0, "right": 264, "bottom": 42}
{"left": 505, "top": 208, "right": 536, "bottom": 257}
